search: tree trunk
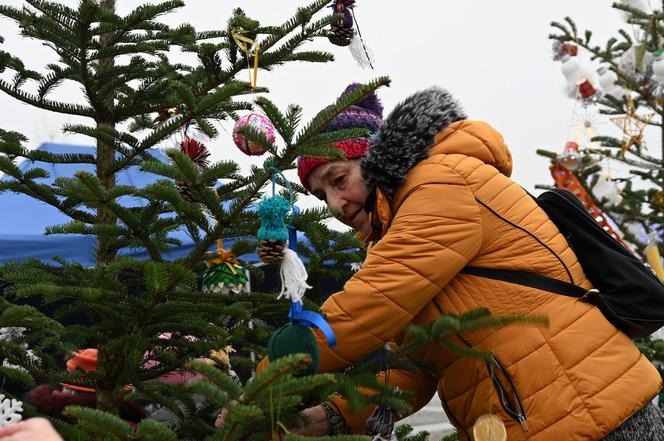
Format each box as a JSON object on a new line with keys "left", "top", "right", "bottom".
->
{"left": 96, "top": 0, "right": 117, "bottom": 264}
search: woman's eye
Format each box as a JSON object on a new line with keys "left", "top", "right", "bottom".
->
{"left": 333, "top": 175, "right": 346, "bottom": 186}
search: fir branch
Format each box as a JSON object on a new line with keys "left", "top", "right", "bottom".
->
{"left": 63, "top": 406, "right": 133, "bottom": 438}
{"left": 296, "top": 77, "right": 390, "bottom": 145}
{"left": 0, "top": 79, "right": 94, "bottom": 116}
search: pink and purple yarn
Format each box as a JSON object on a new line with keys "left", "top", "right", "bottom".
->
{"left": 232, "top": 113, "right": 276, "bottom": 156}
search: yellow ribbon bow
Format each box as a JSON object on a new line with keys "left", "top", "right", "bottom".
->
{"left": 231, "top": 29, "right": 260, "bottom": 89}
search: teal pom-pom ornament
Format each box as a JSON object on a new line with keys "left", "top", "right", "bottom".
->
{"left": 256, "top": 195, "right": 291, "bottom": 263}
{"left": 257, "top": 195, "right": 291, "bottom": 241}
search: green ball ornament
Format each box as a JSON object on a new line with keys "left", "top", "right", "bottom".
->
{"left": 267, "top": 323, "right": 319, "bottom": 376}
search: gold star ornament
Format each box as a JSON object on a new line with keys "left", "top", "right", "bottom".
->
{"left": 610, "top": 96, "right": 655, "bottom": 155}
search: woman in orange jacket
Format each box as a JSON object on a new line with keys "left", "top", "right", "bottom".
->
{"left": 262, "top": 85, "right": 664, "bottom": 440}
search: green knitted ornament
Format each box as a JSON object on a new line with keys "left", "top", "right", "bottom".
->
{"left": 267, "top": 323, "right": 319, "bottom": 376}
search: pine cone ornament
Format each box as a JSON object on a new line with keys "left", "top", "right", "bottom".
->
{"left": 329, "top": 25, "right": 354, "bottom": 46}
{"left": 175, "top": 137, "right": 211, "bottom": 201}
{"left": 328, "top": 0, "right": 355, "bottom": 46}
{"left": 257, "top": 239, "right": 286, "bottom": 264}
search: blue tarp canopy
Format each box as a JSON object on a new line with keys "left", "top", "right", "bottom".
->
{"left": 0, "top": 143, "right": 299, "bottom": 266}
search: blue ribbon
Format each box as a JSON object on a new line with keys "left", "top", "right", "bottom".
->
{"left": 289, "top": 301, "right": 336, "bottom": 347}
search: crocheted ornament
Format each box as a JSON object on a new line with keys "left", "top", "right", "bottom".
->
{"left": 201, "top": 242, "right": 248, "bottom": 295}
{"left": 176, "top": 137, "right": 211, "bottom": 202}
{"left": 232, "top": 114, "right": 275, "bottom": 156}
{"left": 0, "top": 394, "right": 22, "bottom": 427}
{"left": 256, "top": 195, "right": 291, "bottom": 263}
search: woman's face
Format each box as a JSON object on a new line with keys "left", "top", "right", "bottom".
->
{"left": 307, "top": 160, "right": 371, "bottom": 235}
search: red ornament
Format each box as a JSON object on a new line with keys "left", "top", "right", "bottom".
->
{"left": 564, "top": 141, "right": 579, "bottom": 154}
{"left": 562, "top": 43, "right": 578, "bottom": 57}
{"left": 180, "top": 137, "right": 210, "bottom": 168}
{"left": 577, "top": 79, "right": 597, "bottom": 98}
{"left": 176, "top": 137, "right": 211, "bottom": 202}
{"left": 558, "top": 141, "right": 581, "bottom": 171}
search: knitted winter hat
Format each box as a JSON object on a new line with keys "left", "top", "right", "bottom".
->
{"left": 297, "top": 83, "right": 383, "bottom": 191}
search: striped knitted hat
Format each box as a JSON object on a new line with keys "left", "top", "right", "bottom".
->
{"left": 297, "top": 83, "right": 383, "bottom": 191}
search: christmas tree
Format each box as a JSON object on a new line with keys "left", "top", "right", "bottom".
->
{"left": 541, "top": 1, "right": 664, "bottom": 405}
{"left": 0, "top": 0, "right": 380, "bottom": 437}
{"left": 540, "top": 1, "right": 664, "bottom": 261}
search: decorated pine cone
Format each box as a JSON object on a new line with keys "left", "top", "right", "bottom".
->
{"left": 257, "top": 239, "right": 286, "bottom": 264}
{"left": 328, "top": 25, "right": 354, "bottom": 46}
{"left": 201, "top": 262, "right": 248, "bottom": 294}
{"left": 175, "top": 137, "right": 211, "bottom": 202}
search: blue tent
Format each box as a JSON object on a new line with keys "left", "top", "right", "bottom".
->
{"left": 0, "top": 143, "right": 298, "bottom": 266}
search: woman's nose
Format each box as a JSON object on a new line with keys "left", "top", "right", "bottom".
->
{"left": 326, "top": 192, "right": 347, "bottom": 212}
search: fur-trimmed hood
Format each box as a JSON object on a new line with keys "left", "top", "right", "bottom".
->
{"left": 360, "top": 87, "right": 512, "bottom": 200}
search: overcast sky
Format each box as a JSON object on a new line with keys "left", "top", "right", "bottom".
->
{"left": 0, "top": 1, "right": 631, "bottom": 214}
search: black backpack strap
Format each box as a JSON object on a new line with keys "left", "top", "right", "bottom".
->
{"left": 461, "top": 267, "right": 588, "bottom": 298}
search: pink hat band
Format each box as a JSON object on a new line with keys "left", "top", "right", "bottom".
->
{"left": 297, "top": 138, "right": 369, "bottom": 191}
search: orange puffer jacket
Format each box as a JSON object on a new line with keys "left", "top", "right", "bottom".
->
{"left": 312, "top": 88, "right": 661, "bottom": 440}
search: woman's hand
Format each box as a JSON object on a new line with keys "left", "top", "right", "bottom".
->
{"left": 215, "top": 405, "right": 331, "bottom": 437}
{"left": 0, "top": 418, "right": 63, "bottom": 441}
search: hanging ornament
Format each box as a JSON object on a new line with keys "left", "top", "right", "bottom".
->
{"left": 472, "top": 414, "right": 507, "bottom": 441}
{"left": 365, "top": 345, "right": 395, "bottom": 441}
{"left": 560, "top": 53, "right": 584, "bottom": 85}
{"left": 645, "top": 232, "right": 664, "bottom": 282}
{"left": 557, "top": 141, "right": 581, "bottom": 171}
{"left": 256, "top": 195, "right": 291, "bottom": 263}
{"left": 592, "top": 171, "right": 623, "bottom": 206}
{"left": 328, "top": 0, "right": 374, "bottom": 69}
{"left": 175, "top": 137, "right": 212, "bottom": 202}
{"left": 618, "top": 44, "right": 653, "bottom": 83}
{"left": 552, "top": 41, "right": 578, "bottom": 61}
{"left": 652, "top": 49, "right": 664, "bottom": 83}
{"left": 575, "top": 78, "right": 600, "bottom": 107}
{"left": 597, "top": 65, "right": 623, "bottom": 98}
{"left": 577, "top": 79, "right": 597, "bottom": 99}
{"left": 328, "top": 0, "right": 355, "bottom": 46}
{"left": 0, "top": 394, "right": 23, "bottom": 427}
{"left": 208, "top": 346, "right": 242, "bottom": 385}
{"left": 201, "top": 240, "right": 248, "bottom": 295}
{"left": 609, "top": 96, "right": 655, "bottom": 155}
{"left": 232, "top": 114, "right": 275, "bottom": 156}
{"left": 261, "top": 165, "right": 336, "bottom": 375}
{"left": 231, "top": 28, "right": 260, "bottom": 89}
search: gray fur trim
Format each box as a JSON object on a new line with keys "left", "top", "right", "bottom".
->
{"left": 360, "top": 87, "right": 467, "bottom": 200}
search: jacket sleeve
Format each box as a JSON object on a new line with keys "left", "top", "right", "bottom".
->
{"left": 316, "top": 173, "right": 483, "bottom": 372}
{"left": 329, "top": 368, "right": 439, "bottom": 434}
